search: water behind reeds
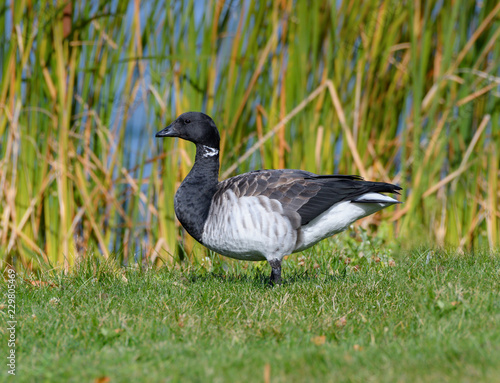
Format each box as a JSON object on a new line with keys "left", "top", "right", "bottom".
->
{"left": 1, "top": 0, "right": 499, "bottom": 268}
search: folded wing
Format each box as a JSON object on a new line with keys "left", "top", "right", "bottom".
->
{"left": 216, "top": 169, "right": 402, "bottom": 227}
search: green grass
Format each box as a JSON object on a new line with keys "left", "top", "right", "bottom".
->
{"left": 2, "top": 2, "right": 498, "bottom": 380}
{"left": 7, "top": 245, "right": 500, "bottom": 382}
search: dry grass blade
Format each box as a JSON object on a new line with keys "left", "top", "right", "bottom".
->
{"left": 222, "top": 82, "right": 330, "bottom": 178}
{"left": 1, "top": 1, "right": 498, "bottom": 268}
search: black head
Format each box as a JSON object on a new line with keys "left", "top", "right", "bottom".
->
{"left": 155, "top": 112, "right": 220, "bottom": 149}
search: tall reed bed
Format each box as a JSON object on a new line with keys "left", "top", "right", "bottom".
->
{"left": 0, "top": 0, "right": 499, "bottom": 268}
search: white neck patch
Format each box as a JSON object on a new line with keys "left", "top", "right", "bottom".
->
{"left": 202, "top": 145, "right": 219, "bottom": 158}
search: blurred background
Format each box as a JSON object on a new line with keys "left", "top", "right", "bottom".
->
{"left": 0, "top": 0, "right": 499, "bottom": 269}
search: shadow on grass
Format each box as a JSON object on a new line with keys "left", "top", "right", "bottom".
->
{"left": 181, "top": 267, "right": 349, "bottom": 287}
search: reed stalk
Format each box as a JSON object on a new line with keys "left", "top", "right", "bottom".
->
{"left": 1, "top": 0, "right": 498, "bottom": 268}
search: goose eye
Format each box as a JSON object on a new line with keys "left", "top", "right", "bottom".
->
{"left": 185, "top": 119, "right": 191, "bottom": 124}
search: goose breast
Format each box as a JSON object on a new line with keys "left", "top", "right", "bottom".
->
{"left": 201, "top": 189, "right": 298, "bottom": 261}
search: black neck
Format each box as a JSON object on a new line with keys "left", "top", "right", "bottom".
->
{"left": 173, "top": 144, "right": 220, "bottom": 242}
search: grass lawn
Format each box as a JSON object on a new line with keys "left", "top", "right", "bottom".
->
{"left": 6, "top": 244, "right": 500, "bottom": 382}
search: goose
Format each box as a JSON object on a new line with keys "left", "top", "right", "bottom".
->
{"left": 156, "top": 112, "right": 402, "bottom": 284}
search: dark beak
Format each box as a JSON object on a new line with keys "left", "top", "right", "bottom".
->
{"left": 155, "top": 122, "right": 177, "bottom": 138}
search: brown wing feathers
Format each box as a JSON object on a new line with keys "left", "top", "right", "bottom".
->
{"left": 216, "top": 170, "right": 401, "bottom": 226}
{"left": 297, "top": 179, "right": 401, "bottom": 224}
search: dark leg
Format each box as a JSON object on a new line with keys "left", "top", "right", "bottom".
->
{"left": 268, "top": 259, "right": 282, "bottom": 285}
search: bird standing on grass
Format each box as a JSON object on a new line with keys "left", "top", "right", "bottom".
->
{"left": 156, "top": 112, "right": 401, "bottom": 284}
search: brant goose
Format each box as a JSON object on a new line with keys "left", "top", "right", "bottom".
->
{"left": 156, "top": 112, "right": 402, "bottom": 284}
